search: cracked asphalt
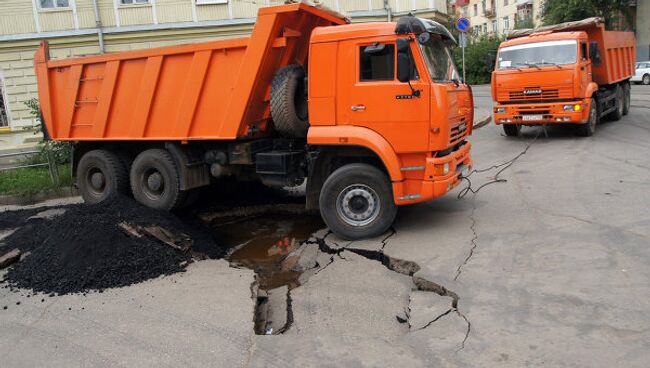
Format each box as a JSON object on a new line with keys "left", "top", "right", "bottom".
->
{"left": 2, "top": 85, "right": 650, "bottom": 367}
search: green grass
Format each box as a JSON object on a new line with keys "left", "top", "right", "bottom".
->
{"left": 0, "top": 164, "right": 74, "bottom": 196}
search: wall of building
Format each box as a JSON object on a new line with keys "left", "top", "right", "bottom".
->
{"left": 0, "top": 0, "right": 448, "bottom": 146}
{"left": 637, "top": 0, "right": 650, "bottom": 61}
{"left": 454, "top": 0, "right": 543, "bottom": 36}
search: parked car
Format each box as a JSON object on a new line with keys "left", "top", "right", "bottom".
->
{"left": 632, "top": 61, "right": 650, "bottom": 85}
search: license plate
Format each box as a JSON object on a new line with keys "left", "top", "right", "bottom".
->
{"left": 522, "top": 115, "right": 543, "bottom": 121}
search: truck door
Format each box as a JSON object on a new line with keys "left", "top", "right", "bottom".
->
{"left": 340, "top": 39, "right": 430, "bottom": 153}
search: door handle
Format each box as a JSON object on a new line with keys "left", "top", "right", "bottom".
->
{"left": 351, "top": 105, "right": 366, "bottom": 111}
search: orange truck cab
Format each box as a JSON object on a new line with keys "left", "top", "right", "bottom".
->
{"left": 34, "top": 2, "right": 473, "bottom": 240}
{"left": 491, "top": 18, "right": 635, "bottom": 137}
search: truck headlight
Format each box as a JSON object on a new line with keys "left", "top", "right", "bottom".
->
{"left": 496, "top": 107, "right": 506, "bottom": 113}
{"left": 563, "top": 105, "right": 573, "bottom": 111}
{"left": 433, "top": 162, "right": 450, "bottom": 176}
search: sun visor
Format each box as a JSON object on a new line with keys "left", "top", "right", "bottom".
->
{"left": 395, "top": 16, "right": 457, "bottom": 45}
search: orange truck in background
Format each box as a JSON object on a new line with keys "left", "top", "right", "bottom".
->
{"left": 34, "top": 2, "right": 473, "bottom": 240}
{"left": 492, "top": 18, "right": 635, "bottom": 137}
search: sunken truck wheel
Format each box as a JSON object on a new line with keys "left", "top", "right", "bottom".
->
{"left": 77, "top": 149, "right": 129, "bottom": 204}
{"left": 503, "top": 124, "right": 521, "bottom": 137}
{"left": 270, "top": 64, "right": 309, "bottom": 138}
{"left": 577, "top": 97, "right": 598, "bottom": 137}
{"left": 130, "top": 149, "right": 186, "bottom": 211}
{"left": 319, "top": 163, "right": 397, "bottom": 240}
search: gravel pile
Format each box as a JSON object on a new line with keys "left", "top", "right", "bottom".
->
{"left": 0, "top": 196, "right": 225, "bottom": 295}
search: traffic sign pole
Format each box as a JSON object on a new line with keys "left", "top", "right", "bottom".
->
{"left": 456, "top": 17, "right": 470, "bottom": 84}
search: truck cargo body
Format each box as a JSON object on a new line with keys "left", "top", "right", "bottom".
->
{"left": 491, "top": 18, "right": 635, "bottom": 137}
{"left": 34, "top": 3, "right": 473, "bottom": 240}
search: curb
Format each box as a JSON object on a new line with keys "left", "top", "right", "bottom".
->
{"left": 0, "top": 187, "right": 79, "bottom": 207}
{"left": 472, "top": 114, "right": 492, "bottom": 130}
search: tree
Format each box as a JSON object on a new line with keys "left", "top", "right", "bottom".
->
{"left": 542, "top": 0, "right": 634, "bottom": 30}
{"left": 453, "top": 34, "right": 502, "bottom": 85}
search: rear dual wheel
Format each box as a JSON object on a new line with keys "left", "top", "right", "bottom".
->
{"left": 130, "top": 149, "right": 186, "bottom": 211}
{"left": 77, "top": 150, "right": 129, "bottom": 204}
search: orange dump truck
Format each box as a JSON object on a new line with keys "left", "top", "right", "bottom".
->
{"left": 34, "top": 2, "right": 473, "bottom": 239}
{"left": 492, "top": 18, "right": 635, "bottom": 137}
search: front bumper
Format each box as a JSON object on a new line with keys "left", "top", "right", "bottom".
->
{"left": 393, "top": 142, "right": 472, "bottom": 205}
{"left": 493, "top": 100, "right": 591, "bottom": 125}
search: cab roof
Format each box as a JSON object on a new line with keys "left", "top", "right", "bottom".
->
{"left": 311, "top": 22, "right": 396, "bottom": 43}
{"left": 499, "top": 31, "right": 586, "bottom": 49}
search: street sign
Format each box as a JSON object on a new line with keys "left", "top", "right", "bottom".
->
{"left": 456, "top": 17, "right": 470, "bottom": 33}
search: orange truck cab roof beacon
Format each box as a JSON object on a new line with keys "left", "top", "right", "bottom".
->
{"left": 491, "top": 17, "right": 635, "bottom": 137}
{"left": 34, "top": 2, "right": 473, "bottom": 240}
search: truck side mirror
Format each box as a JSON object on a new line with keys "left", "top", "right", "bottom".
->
{"left": 589, "top": 41, "right": 601, "bottom": 66}
{"left": 396, "top": 38, "right": 411, "bottom": 83}
{"left": 364, "top": 43, "right": 387, "bottom": 55}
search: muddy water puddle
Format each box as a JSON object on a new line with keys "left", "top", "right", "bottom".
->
{"left": 209, "top": 214, "right": 324, "bottom": 290}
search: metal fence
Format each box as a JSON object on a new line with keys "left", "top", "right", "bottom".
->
{"left": 0, "top": 150, "right": 60, "bottom": 185}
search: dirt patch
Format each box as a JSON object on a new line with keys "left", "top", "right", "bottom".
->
{"left": 0, "top": 196, "right": 225, "bottom": 295}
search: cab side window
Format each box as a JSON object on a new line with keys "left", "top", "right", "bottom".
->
{"left": 360, "top": 43, "right": 395, "bottom": 81}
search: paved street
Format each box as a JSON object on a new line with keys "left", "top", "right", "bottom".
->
{"left": 1, "top": 85, "right": 649, "bottom": 367}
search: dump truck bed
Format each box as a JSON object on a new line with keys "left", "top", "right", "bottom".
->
{"left": 34, "top": 2, "right": 346, "bottom": 141}
{"left": 506, "top": 18, "right": 635, "bottom": 86}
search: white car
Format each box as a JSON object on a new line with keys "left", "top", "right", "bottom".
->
{"left": 632, "top": 61, "right": 650, "bottom": 85}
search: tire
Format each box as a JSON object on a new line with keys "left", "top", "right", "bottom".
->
{"left": 622, "top": 83, "right": 630, "bottom": 116}
{"left": 319, "top": 163, "right": 397, "bottom": 240}
{"left": 270, "top": 64, "right": 309, "bottom": 138}
{"left": 503, "top": 124, "right": 521, "bottom": 137}
{"left": 577, "top": 97, "right": 598, "bottom": 137}
{"left": 610, "top": 85, "right": 623, "bottom": 121}
{"left": 130, "top": 149, "right": 186, "bottom": 211}
{"left": 77, "top": 149, "right": 129, "bottom": 204}
{"left": 643, "top": 74, "right": 650, "bottom": 85}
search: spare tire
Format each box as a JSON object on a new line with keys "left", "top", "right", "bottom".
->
{"left": 270, "top": 64, "right": 309, "bottom": 138}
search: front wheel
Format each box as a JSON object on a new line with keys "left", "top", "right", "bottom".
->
{"left": 576, "top": 98, "right": 598, "bottom": 137}
{"left": 503, "top": 124, "right": 521, "bottom": 137}
{"left": 319, "top": 163, "right": 397, "bottom": 240}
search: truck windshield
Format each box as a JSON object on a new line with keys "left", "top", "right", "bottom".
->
{"left": 497, "top": 40, "right": 577, "bottom": 70}
{"left": 418, "top": 37, "right": 460, "bottom": 82}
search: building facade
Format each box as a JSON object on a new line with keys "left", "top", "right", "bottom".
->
{"left": 0, "top": 0, "right": 448, "bottom": 147}
{"left": 452, "top": 0, "right": 544, "bottom": 36}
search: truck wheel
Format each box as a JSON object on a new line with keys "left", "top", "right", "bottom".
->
{"left": 643, "top": 74, "right": 650, "bottom": 85}
{"left": 270, "top": 64, "right": 309, "bottom": 138}
{"left": 130, "top": 149, "right": 186, "bottom": 211}
{"left": 610, "top": 86, "right": 624, "bottom": 121}
{"left": 319, "top": 163, "right": 397, "bottom": 240}
{"left": 577, "top": 98, "right": 598, "bottom": 137}
{"left": 622, "top": 83, "right": 630, "bottom": 116}
{"left": 503, "top": 124, "right": 521, "bottom": 137}
{"left": 77, "top": 150, "right": 129, "bottom": 204}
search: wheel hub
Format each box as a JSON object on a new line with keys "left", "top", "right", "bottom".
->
{"left": 336, "top": 184, "right": 381, "bottom": 227}
{"left": 90, "top": 172, "right": 105, "bottom": 191}
{"left": 146, "top": 172, "right": 164, "bottom": 192}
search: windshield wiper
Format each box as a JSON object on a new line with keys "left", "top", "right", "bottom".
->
{"left": 515, "top": 62, "right": 542, "bottom": 70}
{"left": 537, "top": 61, "right": 563, "bottom": 69}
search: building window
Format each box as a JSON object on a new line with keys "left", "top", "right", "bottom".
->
{"left": 0, "top": 80, "right": 8, "bottom": 128}
{"left": 120, "top": 0, "right": 149, "bottom": 4}
{"left": 504, "top": 0, "right": 508, "bottom": 5}
{"left": 360, "top": 44, "right": 395, "bottom": 81}
{"left": 492, "top": 20, "right": 497, "bottom": 33}
{"left": 39, "top": 0, "right": 69, "bottom": 9}
{"left": 481, "top": 0, "right": 486, "bottom": 13}
{"left": 462, "top": 6, "right": 468, "bottom": 17}
{"left": 196, "top": 0, "right": 228, "bottom": 4}
{"left": 504, "top": 16, "right": 510, "bottom": 30}
{"left": 473, "top": 4, "right": 477, "bottom": 16}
